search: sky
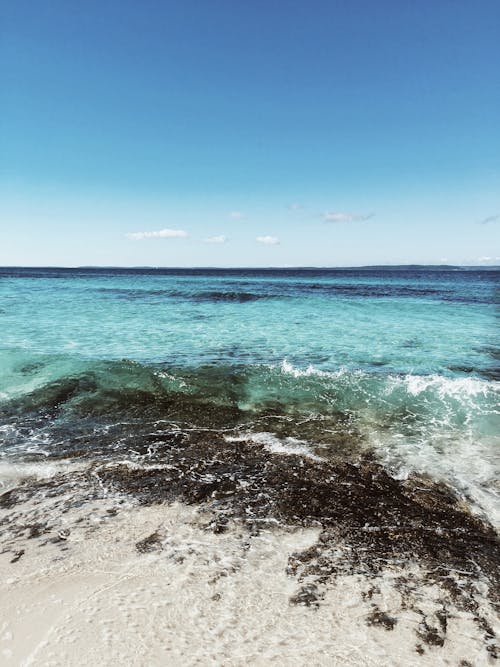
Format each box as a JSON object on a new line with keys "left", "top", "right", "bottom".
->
{"left": 1, "top": 0, "right": 499, "bottom": 267}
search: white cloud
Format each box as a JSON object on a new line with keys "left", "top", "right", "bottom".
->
{"left": 477, "top": 256, "right": 492, "bottom": 262}
{"left": 256, "top": 235, "right": 280, "bottom": 245}
{"left": 323, "top": 211, "right": 374, "bottom": 223}
{"left": 478, "top": 214, "right": 499, "bottom": 225}
{"left": 288, "top": 202, "right": 303, "bottom": 210}
{"left": 204, "top": 235, "right": 228, "bottom": 244}
{"left": 126, "top": 228, "right": 188, "bottom": 240}
{"left": 229, "top": 211, "right": 244, "bottom": 220}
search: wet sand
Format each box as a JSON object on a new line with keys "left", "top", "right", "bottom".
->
{"left": 1, "top": 433, "right": 499, "bottom": 665}
{"left": 1, "top": 498, "right": 498, "bottom": 666}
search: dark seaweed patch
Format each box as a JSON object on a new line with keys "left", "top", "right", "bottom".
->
{"left": 0, "top": 488, "right": 27, "bottom": 509}
{"left": 1, "top": 429, "right": 498, "bottom": 655}
{"left": 10, "top": 549, "right": 24, "bottom": 563}
{"left": 299, "top": 283, "right": 490, "bottom": 304}
{"left": 416, "top": 618, "right": 445, "bottom": 647}
{"left": 194, "top": 291, "right": 270, "bottom": 303}
{"left": 289, "top": 583, "right": 322, "bottom": 608}
{"left": 136, "top": 531, "right": 163, "bottom": 553}
{"left": 0, "top": 360, "right": 363, "bottom": 461}
{"left": 18, "top": 362, "right": 45, "bottom": 375}
{"left": 366, "top": 607, "right": 397, "bottom": 630}
{"left": 28, "top": 523, "right": 48, "bottom": 539}
{"left": 95, "top": 287, "right": 276, "bottom": 303}
{"left": 481, "top": 367, "right": 500, "bottom": 381}
{"left": 93, "top": 433, "right": 499, "bottom": 652}
{"left": 0, "top": 374, "right": 245, "bottom": 426}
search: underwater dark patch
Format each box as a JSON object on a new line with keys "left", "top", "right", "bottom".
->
{"left": 94, "top": 287, "right": 277, "bottom": 303}
{"left": 192, "top": 291, "right": 273, "bottom": 303}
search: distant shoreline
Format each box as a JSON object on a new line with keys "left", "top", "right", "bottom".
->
{"left": 1, "top": 264, "right": 498, "bottom": 271}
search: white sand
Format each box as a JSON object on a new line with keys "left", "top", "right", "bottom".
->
{"left": 1, "top": 496, "right": 497, "bottom": 666}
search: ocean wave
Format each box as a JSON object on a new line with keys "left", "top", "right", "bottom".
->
{"left": 279, "top": 358, "right": 499, "bottom": 401}
{"left": 0, "top": 356, "right": 498, "bottom": 526}
{"left": 2, "top": 357, "right": 498, "bottom": 431}
{"left": 388, "top": 372, "right": 496, "bottom": 398}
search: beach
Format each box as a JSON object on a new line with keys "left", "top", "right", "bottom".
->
{"left": 1, "top": 497, "right": 497, "bottom": 666}
{"left": 0, "top": 267, "right": 499, "bottom": 664}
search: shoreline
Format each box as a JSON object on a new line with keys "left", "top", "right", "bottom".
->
{"left": 1, "top": 497, "right": 498, "bottom": 666}
{"left": 1, "top": 436, "right": 498, "bottom": 665}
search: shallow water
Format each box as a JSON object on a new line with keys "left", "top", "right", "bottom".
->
{"left": 1, "top": 267, "right": 499, "bottom": 663}
{"left": 0, "top": 267, "right": 498, "bottom": 523}
{"left": 1, "top": 267, "right": 498, "bottom": 373}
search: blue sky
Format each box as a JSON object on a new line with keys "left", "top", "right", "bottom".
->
{"left": 1, "top": 0, "right": 499, "bottom": 266}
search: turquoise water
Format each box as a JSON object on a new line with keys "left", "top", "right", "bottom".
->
{"left": 0, "top": 268, "right": 497, "bottom": 373}
{"left": 0, "top": 267, "right": 499, "bottom": 522}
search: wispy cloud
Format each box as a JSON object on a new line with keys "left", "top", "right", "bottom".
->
{"left": 287, "top": 202, "right": 303, "bottom": 210}
{"left": 229, "top": 211, "right": 244, "bottom": 220}
{"left": 323, "top": 211, "right": 374, "bottom": 223}
{"left": 204, "top": 235, "right": 228, "bottom": 244}
{"left": 478, "top": 214, "right": 499, "bottom": 225}
{"left": 126, "top": 228, "right": 188, "bottom": 240}
{"left": 256, "top": 235, "right": 280, "bottom": 245}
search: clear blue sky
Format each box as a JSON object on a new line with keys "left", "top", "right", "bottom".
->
{"left": 1, "top": 0, "right": 499, "bottom": 266}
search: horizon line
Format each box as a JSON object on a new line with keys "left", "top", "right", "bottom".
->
{"left": 1, "top": 264, "right": 498, "bottom": 270}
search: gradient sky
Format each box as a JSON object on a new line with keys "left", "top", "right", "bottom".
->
{"left": 1, "top": 0, "right": 499, "bottom": 266}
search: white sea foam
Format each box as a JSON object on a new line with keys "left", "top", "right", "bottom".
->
{"left": 370, "top": 428, "right": 500, "bottom": 528}
{"left": 0, "top": 459, "right": 86, "bottom": 493}
{"left": 277, "top": 359, "right": 500, "bottom": 526}
{"left": 280, "top": 359, "right": 498, "bottom": 399}
{"left": 225, "top": 431, "right": 321, "bottom": 460}
{"left": 388, "top": 372, "right": 498, "bottom": 399}
{"left": 280, "top": 358, "right": 347, "bottom": 378}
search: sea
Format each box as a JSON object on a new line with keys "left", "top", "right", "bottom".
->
{"left": 0, "top": 266, "right": 499, "bottom": 663}
{"left": 1, "top": 266, "right": 498, "bottom": 520}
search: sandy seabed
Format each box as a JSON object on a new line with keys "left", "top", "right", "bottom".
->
{"left": 1, "top": 492, "right": 498, "bottom": 667}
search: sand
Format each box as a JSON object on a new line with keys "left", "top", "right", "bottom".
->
{"left": 1, "top": 493, "right": 498, "bottom": 666}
